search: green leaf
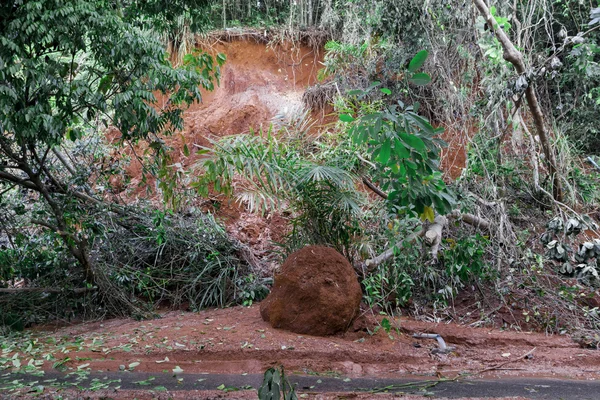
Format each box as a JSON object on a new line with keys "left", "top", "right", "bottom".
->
{"left": 409, "top": 73, "right": 432, "bottom": 86}
{"left": 98, "top": 74, "right": 113, "bottom": 94}
{"left": 378, "top": 140, "right": 392, "bottom": 164}
{"left": 339, "top": 114, "right": 355, "bottom": 123}
{"left": 408, "top": 50, "right": 428, "bottom": 72}
{"left": 421, "top": 206, "right": 435, "bottom": 222}
{"left": 381, "top": 318, "right": 392, "bottom": 333}
{"left": 400, "top": 132, "right": 426, "bottom": 152}
{"left": 347, "top": 89, "right": 364, "bottom": 96}
{"left": 380, "top": 88, "right": 391, "bottom": 95}
{"left": 393, "top": 139, "right": 410, "bottom": 159}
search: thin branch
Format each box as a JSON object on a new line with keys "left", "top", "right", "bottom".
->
{"left": 473, "top": 0, "right": 563, "bottom": 202}
{"left": 0, "top": 287, "right": 97, "bottom": 294}
{"left": 449, "top": 210, "right": 491, "bottom": 231}
{"left": 52, "top": 147, "right": 77, "bottom": 176}
{"left": 364, "top": 230, "right": 425, "bottom": 269}
{"left": 362, "top": 177, "right": 388, "bottom": 200}
{"left": 0, "top": 170, "right": 39, "bottom": 191}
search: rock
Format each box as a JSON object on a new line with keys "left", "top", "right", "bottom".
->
{"left": 260, "top": 245, "right": 362, "bottom": 336}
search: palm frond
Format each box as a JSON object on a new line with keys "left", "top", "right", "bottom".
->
{"left": 297, "top": 165, "right": 355, "bottom": 190}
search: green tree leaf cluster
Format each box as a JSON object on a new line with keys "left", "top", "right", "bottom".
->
{"left": 0, "top": 0, "right": 223, "bottom": 283}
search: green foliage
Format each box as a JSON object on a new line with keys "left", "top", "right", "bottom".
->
{"left": 0, "top": 232, "right": 72, "bottom": 284}
{"left": 0, "top": 202, "right": 258, "bottom": 329}
{"left": 339, "top": 51, "right": 454, "bottom": 220}
{"left": 441, "top": 234, "right": 492, "bottom": 283}
{"left": 541, "top": 216, "right": 600, "bottom": 287}
{"left": 345, "top": 101, "right": 453, "bottom": 219}
{"left": 0, "top": 0, "right": 220, "bottom": 146}
{"left": 0, "top": 0, "right": 224, "bottom": 289}
{"left": 258, "top": 366, "right": 297, "bottom": 400}
{"left": 407, "top": 50, "right": 428, "bottom": 72}
{"left": 363, "top": 263, "right": 415, "bottom": 313}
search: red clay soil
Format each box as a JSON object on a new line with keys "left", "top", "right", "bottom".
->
{"left": 439, "top": 122, "right": 471, "bottom": 180}
{"left": 111, "top": 38, "right": 323, "bottom": 199}
{"left": 260, "top": 246, "right": 363, "bottom": 336}
{"left": 29, "top": 305, "right": 600, "bottom": 382}
{"left": 102, "top": 39, "right": 325, "bottom": 267}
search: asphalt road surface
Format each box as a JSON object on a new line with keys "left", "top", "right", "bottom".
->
{"left": 2, "top": 371, "right": 600, "bottom": 399}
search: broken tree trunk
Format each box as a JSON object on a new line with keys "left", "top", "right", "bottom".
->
{"left": 473, "top": 0, "right": 563, "bottom": 202}
{"left": 363, "top": 211, "right": 492, "bottom": 269}
{"left": 425, "top": 215, "right": 447, "bottom": 261}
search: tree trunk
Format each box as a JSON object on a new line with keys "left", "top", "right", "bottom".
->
{"left": 472, "top": 0, "right": 563, "bottom": 202}
{"left": 25, "top": 170, "right": 96, "bottom": 284}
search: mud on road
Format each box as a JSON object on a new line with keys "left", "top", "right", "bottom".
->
{"left": 23, "top": 305, "right": 600, "bottom": 380}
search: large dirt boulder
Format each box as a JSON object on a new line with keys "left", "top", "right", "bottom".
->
{"left": 260, "top": 246, "right": 362, "bottom": 336}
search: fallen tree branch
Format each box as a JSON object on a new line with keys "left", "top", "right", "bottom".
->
{"left": 364, "top": 230, "right": 425, "bottom": 270}
{"left": 364, "top": 211, "right": 491, "bottom": 269}
{"left": 425, "top": 215, "right": 447, "bottom": 261}
{"left": 0, "top": 286, "right": 97, "bottom": 294}
{"left": 449, "top": 210, "right": 491, "bottom": 231}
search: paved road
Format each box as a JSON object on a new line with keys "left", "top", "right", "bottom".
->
{"left": 2, "top": 371, "right": 600, "bottom": 398}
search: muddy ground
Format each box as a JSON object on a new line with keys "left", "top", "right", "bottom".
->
{"left": 33, "top": 306, "right": 600, "bottom": 381}
{"left": 3, "top": 305, "right": 599, "bottom": 399}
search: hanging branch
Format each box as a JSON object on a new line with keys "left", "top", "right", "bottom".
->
{"left": 473, "top": 0, "right": 563, "bottom": 202}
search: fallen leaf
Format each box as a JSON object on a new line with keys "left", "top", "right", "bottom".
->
{"left": 172, "top": 366, "right": 184, "bottom": 375}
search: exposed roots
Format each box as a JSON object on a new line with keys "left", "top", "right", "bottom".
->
{"left": 302, "top": 81, "right": 337, "bottom": 110}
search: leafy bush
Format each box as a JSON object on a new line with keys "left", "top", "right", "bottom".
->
{"left": 94, "top": 208, "right": 252, "bottom": 312}
{"left": 0, "top": 204, "right": 258, "bottom": 329}
{"left": 541, "top": 216, "right": 600, "bottom": 287}
{"left": 441, "top": 234, "right": 493, "bottom": 284}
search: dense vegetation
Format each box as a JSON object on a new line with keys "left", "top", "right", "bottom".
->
{"left": 1, "top": 0, "right": 600, "bottom": 347}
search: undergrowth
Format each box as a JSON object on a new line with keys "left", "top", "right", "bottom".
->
{"left": 0, "top": 206, "right": 258, "bottom": 330}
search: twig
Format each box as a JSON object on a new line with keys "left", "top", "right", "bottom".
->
{"left": 476, "top": 347, "right": 536, "bottom": 375}
{"left": 364, "top": 230, "right": 425, "bottom": 269}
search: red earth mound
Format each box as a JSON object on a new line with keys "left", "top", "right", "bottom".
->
{"left": 260, "top": 246, "right": 362, "bottom": 336}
